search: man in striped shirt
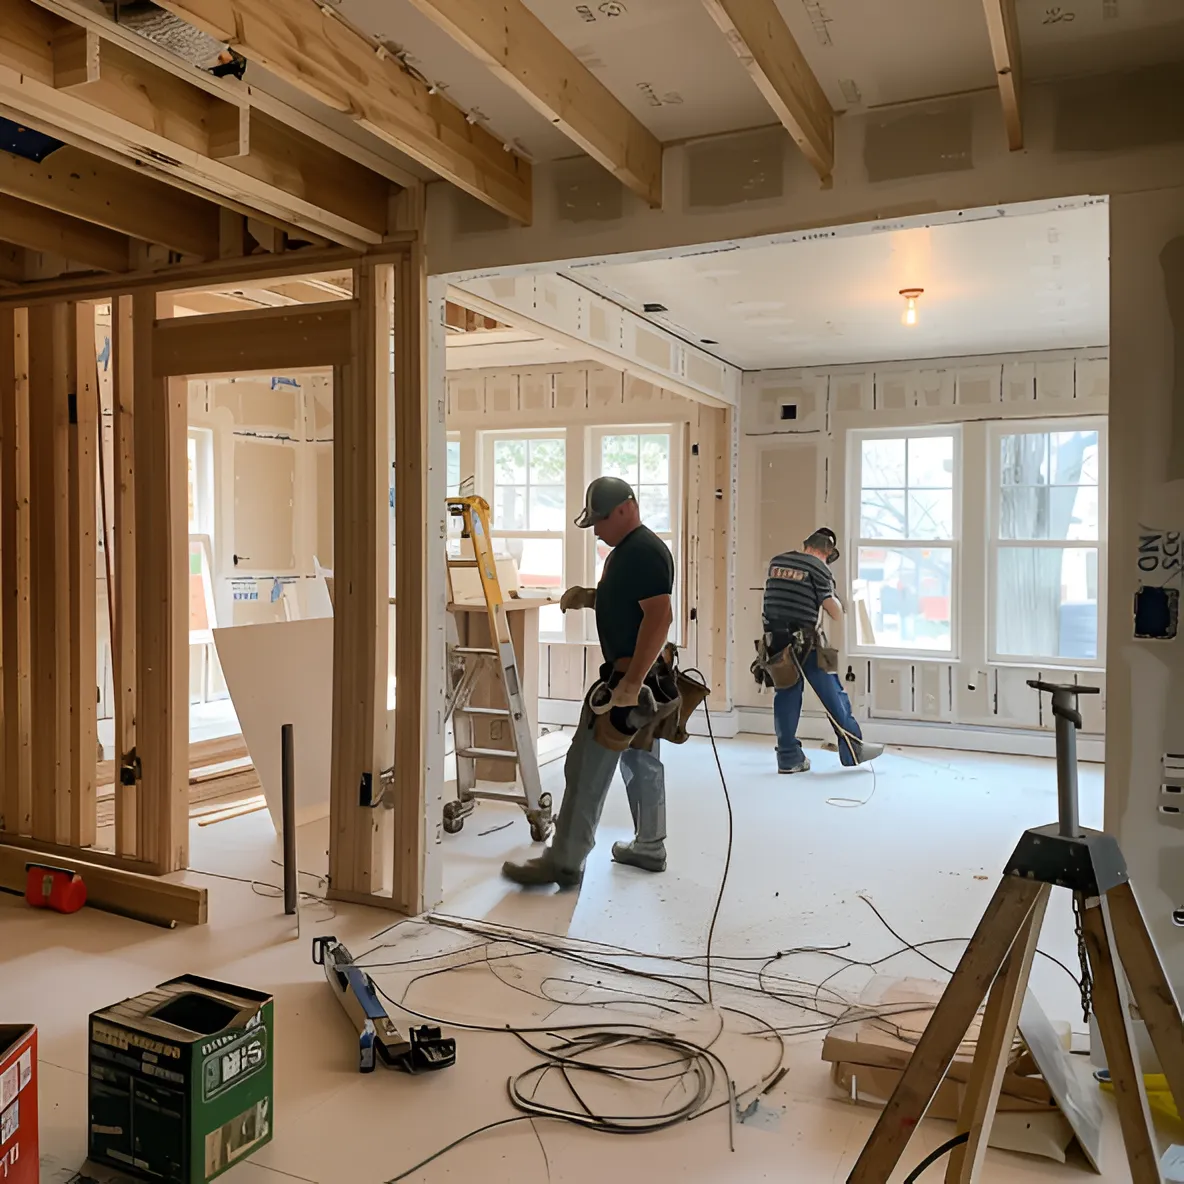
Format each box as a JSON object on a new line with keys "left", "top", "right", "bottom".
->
{"left": 763, "top": 529, "right": 882, "bottom": 774}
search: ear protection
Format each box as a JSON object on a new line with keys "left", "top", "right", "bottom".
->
{"left": 808, "top": 526, "right": 840, "bottom": 566}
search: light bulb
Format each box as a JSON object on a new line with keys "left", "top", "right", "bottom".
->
{"left": 899, "top": 288, "right": 923, "bottom": 327}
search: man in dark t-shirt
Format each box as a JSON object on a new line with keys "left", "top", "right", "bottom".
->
{"left": 763, "top": 530, "right": 882, "bottom": 774}
{"left": 503, "top": 477, "right": 674, "bottom": 888}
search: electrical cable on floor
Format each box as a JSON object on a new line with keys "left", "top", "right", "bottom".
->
{"left": 185, "top": 866, "right": 336, "bottom": 919}
{"left": 903, "top": 1132, "right": 969, "bottom": 1182}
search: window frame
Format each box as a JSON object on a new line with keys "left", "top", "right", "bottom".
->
{"left": 987, "top": 416, "right": 1108, "bottom": 669}
{"left": 585, "top": 423, "right": 683, "bottom": 646}
{"left": 847, "top": 425, "right": 963, "bottom": 661}
{"left": 479, "top": 428, "right": 569, "bottom": 640}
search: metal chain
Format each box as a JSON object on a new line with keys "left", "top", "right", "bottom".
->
{"left": 1072, "top": 891, "right": 1094, "bottom": 1024}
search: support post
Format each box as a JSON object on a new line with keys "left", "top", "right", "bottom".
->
{"left": 0, "top": 306, "right": 31, "bottom": 836}
{"left": 27, "top": 303, "right": 72, "bottom": 844}
{"left": 281, "top": 722, "right": 296, "bottom": 916}
{"left": 393, "top": 207, "right": 428, "bottom": 914}
{"left": 112, "top": 294, "right": 137, "bottom": 856}
{"left": 327, "top": 264, "right": 390, "bottom": 900}
{"left": 133, "top": 292, "right": 188, "bottom": 873}
{"left": 68, "top": 301, "right": 99, "bottom": 848}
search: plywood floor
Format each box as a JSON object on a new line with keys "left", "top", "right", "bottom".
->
{"left": 4, "top": 735, "right": 1150, "bottom": 1183}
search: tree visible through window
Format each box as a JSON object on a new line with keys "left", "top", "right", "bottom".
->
{"left": 994, "top": 428, "right": 1101, "bottom": 661}
{"left": 854, "top": 432, "right": 956, "bottom": 652}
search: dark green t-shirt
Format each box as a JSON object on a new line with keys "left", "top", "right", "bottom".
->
{"left": 595, "top": 525, "right": 675, "bottom": 664}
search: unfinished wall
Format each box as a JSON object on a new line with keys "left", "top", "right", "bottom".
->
{"left": 447, "top": 362, "right": 732, "bottom": 713}
{"left": 1105, "top": 187, "right": 1184, "bottom": 996}
{"left": 736, "top": 348, "right": 1110, "bottom": 753}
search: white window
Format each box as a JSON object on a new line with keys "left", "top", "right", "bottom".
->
{"left": 483, "top": 432, "right": 566, "bottom": 637}
{"left": 589, "top": 427, "right": 681, "bottom": 638}
{"left": 990, "top": 422, "right": 1105, "bottom": 665}
{"left": 446, "top": 437, "right": 461, "bottom": 495}
{"left": 851, "top": 429, "right": 959, "bottom": 654}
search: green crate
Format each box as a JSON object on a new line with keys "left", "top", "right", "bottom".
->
{"left": 88, "top": 975, "right": 274, "bottom": 1183}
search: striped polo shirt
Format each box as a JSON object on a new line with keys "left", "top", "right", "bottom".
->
{"left": 762, "top": 550, "right": 835, "bottom": 629}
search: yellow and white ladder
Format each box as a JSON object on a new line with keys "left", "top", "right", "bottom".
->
{"left": 443, "top": 495, "right": 552, "bottom": 841}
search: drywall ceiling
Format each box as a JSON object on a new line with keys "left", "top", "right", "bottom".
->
{"left": 565, "top": 200, "right": 1109, "bottom": 369}
{"left": 328, "top": 0, "right": 1184, "bottom": 162}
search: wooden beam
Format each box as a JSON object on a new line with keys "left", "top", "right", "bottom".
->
{"left": 327, "top": 269, "right": 389, "bottom": 902}
{"left": 405, "top": 0, "right": 661, "bottom": 207}
{"left": 0, "top": 841, "right": 207, "bottom": 924}
{"left": 133, "top": 291, "right": 188, "bottom": 872}
{"left": 981, "top": 0, "right": 1023, "bottom": 151}
{"left": 0, "top": 307, "right": 32, "bottom": 836}
{"left": 2, "top": 0, "right": 392, "bottom": 246}
{"left": 0, "top": 192, "right": 130, "bottom": 272}
{"left": 51, "top": 21, "right": 97, "bottom": 88}
{"left": 152, "top": 302, "right": 355, "bottom": 377}
{"left": 702, "top": 0, "right": 834, "bottom": 183}
{"left": 154, "top": 0, "right": 532, "bottom": 224}
{"left": 67, "top": 300, "right": 98, "bottom": 848}
{"left": 0, "top": 243, "right": 27, "bottom": 285}
{"left": 393, "top": 232, "right": 428, "bottom": 913}
{"left": 111, "top": 295, "right": 136, "bottom": 857}
{"left": 26, "top": 303, "right": 72, "bottom": 844}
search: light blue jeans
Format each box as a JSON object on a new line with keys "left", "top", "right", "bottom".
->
{"left": 548, "top": 704, "right": 666, "bottom": 876}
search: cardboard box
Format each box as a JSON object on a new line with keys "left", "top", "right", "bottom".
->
{"left": 0, "top": 1024, "right": 37, "bottom": 1184}
{"left": 88, "top": 976, "right": 273, "bottom": 1183}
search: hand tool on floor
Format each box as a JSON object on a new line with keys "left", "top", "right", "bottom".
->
{"left": 848, "top": 680, "right": 1183, "bottom": 1184}
{"left": 442, "top": 495, "right": 553, "bottom": 841}
{"left": 312, "top": 937, "right": 456, "bottom": 1074}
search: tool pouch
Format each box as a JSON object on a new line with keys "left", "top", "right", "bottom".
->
{"left": 814, "top": 627, "right": 839, "bottom": 674}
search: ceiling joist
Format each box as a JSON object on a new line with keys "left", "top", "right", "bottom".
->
{"left": 0, "top": 191, "right": 131, "bottom": 271}
{"left": 1, "top": 0, "right": 392, "bottom": 247}
{"left": 404, "top": 0, "right": 663, "bottom": 208}
{"left": 981, "top": 0, "right": 1023, "bottom": 150}
{"left": 0, "top": 142, "right": 219, "bottom": 259}
{"left": 702, "top": 0, "right": 835, "bottom": 185}
{"left": 153, "top": 0, "right": 533, "bottom": 224}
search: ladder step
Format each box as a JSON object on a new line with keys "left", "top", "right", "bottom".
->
{"left": 448, "top": 559, "right": 481, "bottom": 568}
{"left": 456, "top": 706, "right": 511, "bottom": 719}
{"left": 456, "top": 747, "right": 519, "bottom": 762}
{"left": 453, "top": 647, "right": 498, "bottom": 656}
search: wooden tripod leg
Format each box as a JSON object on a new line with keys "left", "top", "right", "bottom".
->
{"left": 846, "top": 876, "right": 1046, "bottom": 1184}
{"left": 1108, "top": 880, "right": 1184, "bottom": 1118}
{"left": 1081, "top": 896, "right": 1162, "bottom": 1184}
{"left": 945, "top": 883, "right": 1051, "bottom": 1183}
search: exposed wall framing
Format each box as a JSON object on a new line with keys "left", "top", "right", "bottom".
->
{"left": 0, "top": 242, "right": 431, "bottom": 916}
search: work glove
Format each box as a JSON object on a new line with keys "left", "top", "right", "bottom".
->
{"left": 609, "top": 678, "right": 642, "bottom": 708}
{"left": 560, "top": 586, "right": 596, "bottom": 613}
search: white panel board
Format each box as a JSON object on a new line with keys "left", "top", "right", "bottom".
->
{"left": 1002, "top": 361, "right": 1036, "bottom": 403}
{"left": 1035, "top": 359, "right": 1076, "bottom": 403}
{"left": 956, "top": 365, "right": 1002, "bottom": 406}
{"left": 995, "top": 667, "right": 1043, "bottom": 729}
{"left": 1076, "top": 357, "right": 1109, "bottom": 401}
{"left": 915, "top": 662, "right": 952, "bottom": 720}
{"left": 870, "top": 659, "right": 912, "bottom": 718}
{"left": 831, "top": 372, "right": 873, "bottom": 413}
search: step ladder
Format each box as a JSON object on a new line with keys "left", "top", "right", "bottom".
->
{"left": 443, "top": 495, "right": 552, "bottom": 842}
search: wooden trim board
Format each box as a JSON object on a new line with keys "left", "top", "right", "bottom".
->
{"left": 0, "top": 841, "right": 207, "bottom": 925}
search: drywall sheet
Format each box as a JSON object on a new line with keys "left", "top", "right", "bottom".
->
{"left": 758, "top": 444, "right": 818, "bottom": 573}
{"left": 315, "top": 444, "right": 334, "bottom": 567}
{"left": 233, "top": 439, "right": 297, "bottom": 572}
{"left": 215, "top": 378, "right": 301, "bottom": 433}
{"left": 214, "top": 618, "right": 334, "bottom": 829}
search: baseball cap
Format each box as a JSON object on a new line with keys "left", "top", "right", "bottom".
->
{"left": 574, "top": 476, "right": 635, "bottom": 528}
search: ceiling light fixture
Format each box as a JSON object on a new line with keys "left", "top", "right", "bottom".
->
{"left": 899, "top": 287, "right": 924, "bottom": 327}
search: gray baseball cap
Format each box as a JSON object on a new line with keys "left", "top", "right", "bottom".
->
{"left": 574, "top": 476, "right": 635, "bottom": 528}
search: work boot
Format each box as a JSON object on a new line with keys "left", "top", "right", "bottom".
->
{"left": 778, "top": 757, "right": 811, "bottom": 774}
{"left": 501, "top": 854, "right": 581, "bottom": 889}
{"left": 853, "top": 742, "right": 884, "bottom": 766}
{"left": 611, "top": 840, "right": 666, "bottom": 873}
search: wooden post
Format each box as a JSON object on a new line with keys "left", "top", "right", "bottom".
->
{"left": 393, "top": 231, "right": 428, "bottom": 914}
{"left": 0, "top": 307, "right": 32, "bottom": 836}
{"left": 327, "top": 264, "right": 390, "bottom": 901}
{"left": 27, "top": 303, "right": 73, "bottom": 844}
{"left": 133, "top": 292, "right": 188, "bottom": 873}
{"left": 112, "top": 295, "right": 137, "bottom": 856}
{"left": 68, "top": 302, "right": 99, "bottom": 849}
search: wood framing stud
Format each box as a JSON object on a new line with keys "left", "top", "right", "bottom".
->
{"left": 702, "top": 0, "right": 835, "bottom": 184}
{"left": 154, "top": 0, "right": 533, "bottom": 224}
{"left": 51, "top": 22, "right": 98, "bottom": 88}
{"left": 981, "top": 0, "right": 1023, "bottom": 150}
{"left": 0, "top": 308, "right": 32, "bottom": 836}
{"left": 405, "top": 0, "right": 663, "bottom": 207}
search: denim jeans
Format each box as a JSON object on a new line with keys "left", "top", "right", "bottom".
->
{"left": 548, "top": 703, "right": 666, "bottom": 876}
{"left": 773, "top": 647, "right": 863, "bottom": 770}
